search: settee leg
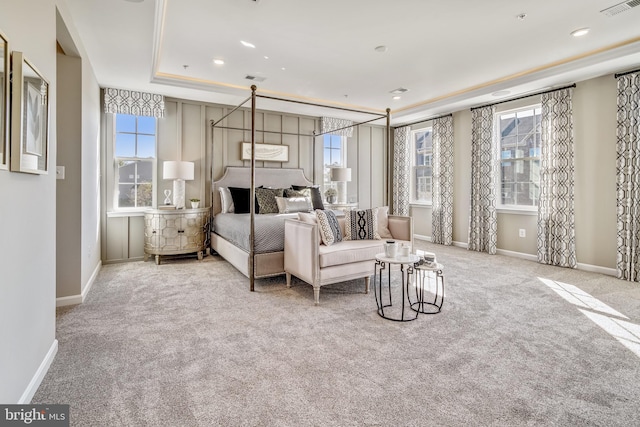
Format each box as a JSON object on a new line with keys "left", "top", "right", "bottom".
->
{"left": 286, "top": 272, "right": 291, "bottom": 288}
{"left": 313, "top": 286, "right": 320, "bottom": 305}
{"left": 364, "top": 276, "right": 370, "bottom": 294}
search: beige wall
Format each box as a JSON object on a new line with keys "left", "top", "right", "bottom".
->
{"left": 0, "top": 0, "right": 58, "bottom": 403}
{"left": 102, "top": 98, "right": 388, "bottom": 263}
{"left": 56, "top": 50, "right": 82, "bottom": 298}
{"left": 412, "top": 73, "right": 619, "bottom": 271}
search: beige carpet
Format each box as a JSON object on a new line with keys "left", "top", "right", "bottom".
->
{"left": 33, "top": 242, "right": 640, "bottom": 426}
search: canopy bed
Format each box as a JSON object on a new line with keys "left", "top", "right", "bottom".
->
{"left": 210, "top": 85, "right": 391, "bottom": 291}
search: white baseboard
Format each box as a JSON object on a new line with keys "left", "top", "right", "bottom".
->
{"left": 19, "top": 339, "right": 58, "bottom": 404}
{"left": 496, "top": 248, "right": 538, "bottom": 262}
{"left": 577, "top": 262, "right": 617, "bottom": 277}
{"left": 414, "top": 234, "right": 431, "bottom": 242}
{"left": 452, "top": 240, "right": 468, "bottom": 249}
{"left": 435, "top": 240, "right": 616, "bottom": 277}
{"left": 56, "top": 261, "right": 102, "bottom": 307}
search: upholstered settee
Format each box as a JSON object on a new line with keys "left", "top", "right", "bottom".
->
{"left": 284, "top": 209, "right": 413, "bottom": 305}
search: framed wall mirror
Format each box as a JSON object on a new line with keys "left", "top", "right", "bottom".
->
{"left": 11, "top": 51, "right": 49, "bottom": 174}
{"left": 0, "top": 31, "right": 9, "bottom": 170}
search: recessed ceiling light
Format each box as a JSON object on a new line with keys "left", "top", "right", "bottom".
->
{"left": 264, "top": 56, "right": 269, "bottom": 60}
{"left": 392, "top": 96, "right": 401, "bottom": 100}
{"left": 213, "top": 59, "right": 225, "bottom": 65}
{"left": 281, "top": 67, "right": 286, "bottom": 71}
{"left": 491, "top": 90, "right": 511, "bottom": 97}
{"left": 374, "top": 45, "right": 387, "bottom": 53}
{"left": 241, "top": 40, "right": 256, "bottom": 48}
{"left": 570, "top": 27, "right": 590, "bottom": 37}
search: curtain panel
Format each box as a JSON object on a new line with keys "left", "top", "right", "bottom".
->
{"left": 320, "top": 117, "right": 354, "bottom": 138}
{"left": 616, "top": 72, "right": 640, "bottom": 281}
{"left": 431, "top": 115, "right": 454, "bottom": 245}
{"left": 468, "top": 106, "right": 497, "bottom": 254}
{"left": 104, "top": 88, "right": 165, "bottom": 118}
{"left": 393, "top": 126, "right": 410, "bottom": 216}
{"left": 537, "top": 88, "right": 577, "bottom": 268}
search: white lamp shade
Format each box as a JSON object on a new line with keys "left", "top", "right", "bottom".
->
{"left": 163, "top": 161, "right": 194, "bottom": 180}
{"left": 330, "top": 167, "right": 351, "bottom": 182}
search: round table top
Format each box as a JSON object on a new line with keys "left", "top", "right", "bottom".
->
{"left": 416, "top": 262, "right": 444, "bottom": 271}
{"left": 375, "top": 253, "right": 421, "bottom": 265}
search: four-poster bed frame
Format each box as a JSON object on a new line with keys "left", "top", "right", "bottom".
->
{"left": 210, "top": 85, "right": 391, "bottom": 291}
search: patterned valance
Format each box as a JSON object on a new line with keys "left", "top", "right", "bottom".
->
{"left": 104, "top": 88, "right": 165, "bottom": 118}
{"left": 320, "top": 117, "right": 354, "bottom": 137}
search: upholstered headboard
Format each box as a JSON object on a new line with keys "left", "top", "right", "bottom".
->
{"left": 212, "top": 167, "right": 314, "bottom": 215}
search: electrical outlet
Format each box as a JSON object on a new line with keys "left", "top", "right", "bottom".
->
{"left": 519, "top": 229, "right": 526, "bottom": 238}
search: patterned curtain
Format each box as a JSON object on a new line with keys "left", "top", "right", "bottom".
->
{"left": 320, "top": 117, "right": 354, "bottom": 137}
{"left": 431, "top": 115, "right": 454, "bottom": 245}
{"left": 104, "top": 88, "right": 165, "bottom": 118}
{"left": 393, "top": 126, "right": 410, "bottom": 216}
{"left": 468, "top": 106, "right": 497, "bottom": 254}
{"left": 616, "top": 72, "right": 640, "bottom": 281}
{"left": 537, "top": 88, "right": 576, "bottom": 268}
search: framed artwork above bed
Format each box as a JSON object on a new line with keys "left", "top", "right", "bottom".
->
{"left": 241, "top": 142, "right": 289, "bottom": 162}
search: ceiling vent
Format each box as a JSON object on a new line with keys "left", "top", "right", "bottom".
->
{"left": 389, "top": 88, "right": 409, "bottom": 94}
{"left": 245, "top": 75, "right": 266, "bottom": 82}
{"left": 601, "top": 0, "right": 640, "bottom": 17}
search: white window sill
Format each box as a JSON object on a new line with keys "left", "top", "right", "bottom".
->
{"left": 107, "top": 210, "right": 147, "bottom": 218}
{"left": 410, "top": 202, "right": 432, "bottom": 208}
{"left": 497, "top": 207, "right": 537, "bottom": 216}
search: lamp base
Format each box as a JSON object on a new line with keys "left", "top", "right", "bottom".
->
{"left": 173, "top": 179, "right": 186, "bottom": 209}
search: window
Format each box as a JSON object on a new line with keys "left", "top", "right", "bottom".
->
{"left": 114, "top": 114, "right": 156, "bottom": 209}
{"left": 323, "top": 134, "right": 345, "bottom": 190}
{"left": 498, "top": 106, "right": 541, "bottom": 208}
{"left": 411, "top": 128, "right": 432, "bottom": 204}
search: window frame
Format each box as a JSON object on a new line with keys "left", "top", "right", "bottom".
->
{"left": 109, "top": 114, "right": 158, "bottom": 212}
{"left": 410, "top": 126, "right": 433, "bottom": 206}
{"left": 496, "top": 104, "right": 542, "bottom": 213}
{"left": 322, "top": 133, "right": 346, "bottom": 193}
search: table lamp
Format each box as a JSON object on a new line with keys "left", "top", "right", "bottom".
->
{"left": 330, "top": 167, "right": 351, "bottom": 204}
{"left": 163, "top": 161, "right": 194, "bottom": 209}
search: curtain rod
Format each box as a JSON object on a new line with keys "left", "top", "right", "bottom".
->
{"left": 394, "top": 113, "right": 453, "bottom": 129}
{"left": 615, "top": 67, "right": 640, "bottom": 78}
{"left": 471, "top": 84, "right": 577, "bottom": 111}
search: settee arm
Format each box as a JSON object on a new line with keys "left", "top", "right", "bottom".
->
{"left": 284, "top": 219, "right": 319, "bottom": 286}
{"left": 388, "top": 215, "right": 414, "bottom": 247}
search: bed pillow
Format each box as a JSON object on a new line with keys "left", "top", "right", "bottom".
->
{"left": 315, "top": 209, "right": 342, "bottom": 246}
{"left": 219, "top": 187, "right": 235, "bottom": 213}
{"left": 228, "top": 187, "right": 261, "bottom": 214}
{"left": 291, "top": 185, "right": 325, "bottom": 210}
{"left": 377, "top": 206, "right": 393, "bottom": 238}
{"left": 255, "top": 187, "right": 284, "bottom": 214}
{"left": 344, "top": 208, "right": 381, "bottom": 241}
{"left": 275, "top": 196, "right": 312, "bottom": 214}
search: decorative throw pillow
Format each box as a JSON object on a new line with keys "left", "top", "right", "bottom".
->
{"left": 284, "top": 188, "right": 305, "bottom": 198}
{"left": 377, "top": 206, "right": 393, "bottom": 238}
{"left": 275, "top": 196, "right": 312, "bottom": 214}
{"left": 219, "top": 187, "right": 235, "bottom": 213}
{"left": 255, "top": 187, "right": 284, "bottom": 214}
{"left": 315, "top": 209, "right": 342, "bottom": 246}
{"left": 344, "top": 208, "right": 381, "bottom": 241}
{"left": 228, "top": 187, "right": 260, "bottom": 214}
{"left": 291, "top": 185, "right": 325, "bottom": 210}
